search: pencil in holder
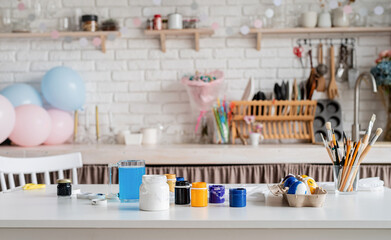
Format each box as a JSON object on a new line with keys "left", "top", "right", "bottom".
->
{"left": 333, "top": 165, "right": 360, "bottom": 194}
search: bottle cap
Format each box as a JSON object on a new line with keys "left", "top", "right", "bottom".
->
{"left": 57, "top": 179, "right": 71, "bottom": 184}
{"left": 230, "top": 188, "right": 246, "bottom": 195}
{"left": 192, "top": 182, "right": 206, "bottom": 188}
{"left": 176, "top": 177, "right": 185, "bottom": 181}
{"left": 176, "top": 181, "right": 190, "bottom": 187}
{"left": 154, "top": 14, "right": 161, "bottom": 18}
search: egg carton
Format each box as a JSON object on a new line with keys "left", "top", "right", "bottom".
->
{"left": 313, "top": 99, "right": 343, "bottom": 143}
{"left": 268, "top": 180, "right": 327, "bottom": 208}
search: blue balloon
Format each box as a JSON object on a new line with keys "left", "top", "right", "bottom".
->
{"left": 41, "top": 66, "right": 86, "bottom": 111}
{"left": 0, "top": 83, "right": 42, "bottom": 107}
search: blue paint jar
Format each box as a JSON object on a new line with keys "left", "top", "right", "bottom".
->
{"left": 229, "top": 188, "right": 246, "bottom": 207}
{"left": 209, "top": 185, "right": 225, "bottom": 204}
{"left": 176, "top": 177, "right": 184, "bottom": 181}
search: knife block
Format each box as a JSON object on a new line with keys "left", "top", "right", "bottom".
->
{"left": 230, "top": 100, "right": 317, "bottom": 143}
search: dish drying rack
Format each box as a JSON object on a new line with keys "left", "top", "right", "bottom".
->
{"left": 230, "top": 100, "right": 317, "bottom": 143}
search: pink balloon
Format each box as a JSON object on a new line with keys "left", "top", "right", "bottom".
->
{"left": 9, "top": 104, "right": 51, "bottom": 147}
{"left": 0, "top": 95, "right": 15, "bottom": 143}
{"left": 44, "top": 109, "right": 74, "bottom": 145}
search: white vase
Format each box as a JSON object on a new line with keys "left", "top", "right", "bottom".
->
{"left": 249, "top": 133, "right": 261, "bottom": 146}
{"left": 300, "top": 11, "right": 318, "bottom": 28}
{"left": 332, "top": 7, "right": 349, "bottom": 27}
{"left": 318, "top": 10, "right": 332, "bottom": 28}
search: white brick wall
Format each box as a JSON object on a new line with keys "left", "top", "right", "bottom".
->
{"left": 0, "top": 0, "right": 390, "bottom": 143}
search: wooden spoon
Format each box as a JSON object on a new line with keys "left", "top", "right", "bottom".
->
{"left": 328, "top": 45, "right": 339, "bottom": 99}
{"left": 316, "top": 43, "right": 327, "bottom": 92}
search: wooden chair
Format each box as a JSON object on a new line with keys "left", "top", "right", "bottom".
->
{"left": 0, "top": 152, "right": 83, "bottom": 192}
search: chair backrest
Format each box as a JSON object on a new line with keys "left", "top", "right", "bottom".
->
{"left": 0, "top": 152, "right": 83, "bottom": 192}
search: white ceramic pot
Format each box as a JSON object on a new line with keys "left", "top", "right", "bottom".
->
{"left": 142, "top": 128, "right": 158, "bottom": 145}
{"left": 318, "top": 10, "right": 332, "bottom": 28}
{"left": 168, "top": 13, "right": 183, "bottom": 29}
{"left": 249, "top": 132, "right": 261, "bottom": 146}
{"left": 332, "top": 7, "right": 349, "bottom": 27}
{"left": 300, "top": 11, "right": 318, "bottom": 28}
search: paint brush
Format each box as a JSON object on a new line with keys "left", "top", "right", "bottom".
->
{"left": 325, "top": 122, "right": 332, "bottom": 143}
{"left": 320, "top": 133, "right": 334, "bottom": 164}
{"left": 73, "top": 110, "right": 78, "bottom": 142}
{"left": 363, "top": 114, "right": 376, "bottom": 148}
{"left": 95, "top": 105, "right": 100, "bottom": 141}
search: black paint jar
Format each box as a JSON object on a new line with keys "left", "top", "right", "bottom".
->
{"left": 175, "top": 180, "right": 190, "bottom": 205}
{"left": 57, "top": 179, "right": 72, "bottom": 197}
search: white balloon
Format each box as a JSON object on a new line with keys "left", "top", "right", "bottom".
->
{"left": 265, "top": 8, "right": 274, "bottom": 18}
{"left": 240, "top": 25, "right": 250, "bottom": 35}
{"left": 273, "top": 0, "right": 282, "bottom": 7}
{"left": 329, "top": 0, "right": 338, "bottom": 10}
{"left": 79, "top": 37, "right": 88, "bottom": 47}
{"left": 374, "top": 6, "right": 384, "bottom": 16}
{"left": 152, "top": 0, "right": 161, "bottom": 6}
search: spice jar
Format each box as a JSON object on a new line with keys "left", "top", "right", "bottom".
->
{"left": 57, "top": 179, "right": 72, "bottom": 197}
{"left": 146, "top": 19, "right": 153, "bottom": 30}
{"left": 191, "top": 182, "right": 208, "bottom": 207}
{"left": 209, "top": 185, "right": 225, "bottom": 204}
{"left": 153, "top": 14, "right": 162, "bottom": 30}
{"left": 229, "top": 188, "right": 246, "bottom": 208}
{"left": 81, "top": 15, "right": 98, "bottom": 32}
{"left": 139, "top": 175, "right": 169, "bottom": 211}
{"left": 175, "top": 180, "right": 191, "bottom": 205}
{"left": 162, "top": 19, "right": 168, "bottom": 29}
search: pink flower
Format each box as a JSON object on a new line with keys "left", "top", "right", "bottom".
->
{"left": 379, "top": 50, "right": 389, "bottom": 58}
{"left": 375, "top": 57, "right": 382, "bottom": 64}
{"left": 386, "top": 50, "right": 391, "bottom": 58}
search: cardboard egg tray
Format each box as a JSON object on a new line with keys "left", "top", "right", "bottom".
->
{"left": 269, "top": 182, "right": 327, "bottom": 208}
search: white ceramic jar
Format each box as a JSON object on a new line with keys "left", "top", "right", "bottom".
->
{"left": 139, "top": 175, "right": 170, "bottom": 211}
{"left": 317, "top": 10, "right": 332, "bottom": 28}
{"left": 168, "top": 13, "right": 183, "bottom": 29}
{"left": 300, "top": 11, "right": 317, "bottom": 28}
{"left": 332, "top": 7, "right": 349, "bottom": 27}
{"left": 141, "top": 128, "right": 158, "bottom": 145}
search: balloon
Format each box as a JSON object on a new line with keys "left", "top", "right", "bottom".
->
{"left": 44, "top": 109, "right": 73, "bottom": 145}
{"left": 0, "top": 95, "right": 16, "bottom": 143}
{"left": 9, "top": 104, "right": 51, "bottom": 147}
{"left": 0, "top": 83, "right": 42, "bottom": 107}
{"left": 41, "top": 66, "right": 86, "bottom": 111}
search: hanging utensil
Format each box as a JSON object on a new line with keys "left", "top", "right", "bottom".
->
{"left": 306, "top": 49, "right": 318, "bottom": 100}
{"left": 328, "top": 44, "right": 339, "bottom": 99}
{"left": 293, "top": 45, "right": 305, "bottom": 68}
{"left": 348, "top": 45, "right": 359, "bottom": 89}
{"left": 336, "top": 43, "right": 348, "bottom": 82}
{"left": 316, "top": 43, "right": 327, "bottom": 92}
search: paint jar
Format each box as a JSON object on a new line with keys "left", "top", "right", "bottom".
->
{"left": 229, "top": 188, "right": 246, "bottom": 207}
{"left": 153, "top": 14, "right": 162, "bottom": 30}
{"left": 191, "top": 182, "right": 208, "bottom": 207}
{"left": 333, "top": 165, "right": 360, "bottom": 194}
{"left": 175, "top": 180, "right": 191, "bottom": 205}
{"left": 57, "top": 179, "right": 72, "bottom": 197}
{"left": 165, "top": 174, "right": 176, "bottom": 193}
{"left": 139, "top": 175, "right": 170, "bottom": 211}
{"left": 81, "top": 15, "right": 98, "bottom": 32}
{"left": 209, "top": 185, "right": 225, "bottom": 204}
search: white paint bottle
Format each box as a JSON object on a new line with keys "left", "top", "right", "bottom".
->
{"left": 139, "top": 175, "right": 170, "bottom": 211}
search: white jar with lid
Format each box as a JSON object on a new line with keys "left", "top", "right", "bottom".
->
{"left": 139, "top": 175, "right": 170, "bottom": 211}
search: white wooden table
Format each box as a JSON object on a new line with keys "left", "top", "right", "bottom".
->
{"left": 0, "top": 184, "right": 390, "bottom": 240}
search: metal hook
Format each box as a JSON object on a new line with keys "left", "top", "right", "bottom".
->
{"left": 304, "top": 39, "right": 307, "bottom": 45}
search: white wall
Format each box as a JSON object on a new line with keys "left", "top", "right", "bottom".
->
{"left": 0, "top": 0, "right": 390, "bottom": 143}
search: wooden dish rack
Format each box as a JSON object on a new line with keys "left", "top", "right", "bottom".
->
{"left": 230, "top": 100, "right": 317, "bottom": 143}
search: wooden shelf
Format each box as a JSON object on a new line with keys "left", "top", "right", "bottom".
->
{"left": 0, "top": 31, "right": 121, "bottom": 53}
{"left": 144, "top": 28, "right": 214, "bottom": 52}
{"left": 249, "top": 27, "right": 391, "bottom": 51}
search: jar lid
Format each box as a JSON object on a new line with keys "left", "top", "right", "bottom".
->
{"left": 176, "top": 177, "right": 185, "bottom": 181}
{"left": 165, "top": 174, "right": 176, "bottom": 180}
{"left": 192, "top": 182, "right": 206, "bottom": 188}
{"left": 142, "top": 175, "right": 166, "bottom": 183}
{"left": 154, "top": 14, "right": 161, "bottom": 18}
{"left": 230, "top": 188, "right": 246, "bottom": 195}
{"left": 82, "top": 15, "right": 98, "bottom": 22}
{"left": 176, "top": 181, "right": 190, "bottom": 187}
{"left": 209, "top": 185, "right": 225, "bottom": 191}
{"left": 57, "top": 179, "right": 71, "bottom": 184}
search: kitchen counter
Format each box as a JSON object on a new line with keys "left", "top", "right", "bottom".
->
{"left": 1, "top": 143, "right": 391, "bottom": 165}
{"left": 0, "top": 184, "right": 390, "bottom": 240}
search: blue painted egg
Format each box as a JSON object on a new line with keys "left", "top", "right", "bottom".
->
{"left": 287, "top": 181, "right": 307, "bottom": 195}
{"left": 283, "top": 176, "right": 298, "bottom": 188}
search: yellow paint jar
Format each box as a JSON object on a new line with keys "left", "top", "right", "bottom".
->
{"left": 165, "top": 174, "right": 176, "bottom": 193}
{"left": 191, "top": 182, "right": 208, "bottom": 207}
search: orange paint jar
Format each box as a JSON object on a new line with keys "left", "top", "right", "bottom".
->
{"left": 191, "top": 182, "right": 208, "bottom": 207}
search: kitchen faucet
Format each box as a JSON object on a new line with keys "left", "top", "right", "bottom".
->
{"left": 352, "top": 72, "right": 378, "bottom": 142}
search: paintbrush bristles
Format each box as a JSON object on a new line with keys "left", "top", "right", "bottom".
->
{"left": 325, "top": 122, "right": 331, "bottom": 130}
{"left": 371, "top": 114, "right": 376, "bottom": 123}
{"left": 369, "top": 128, "right": 383, "bottom": 145}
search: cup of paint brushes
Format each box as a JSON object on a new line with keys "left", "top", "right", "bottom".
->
{"left": 333, "top": 165, "right": 360, "bottom": 194}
